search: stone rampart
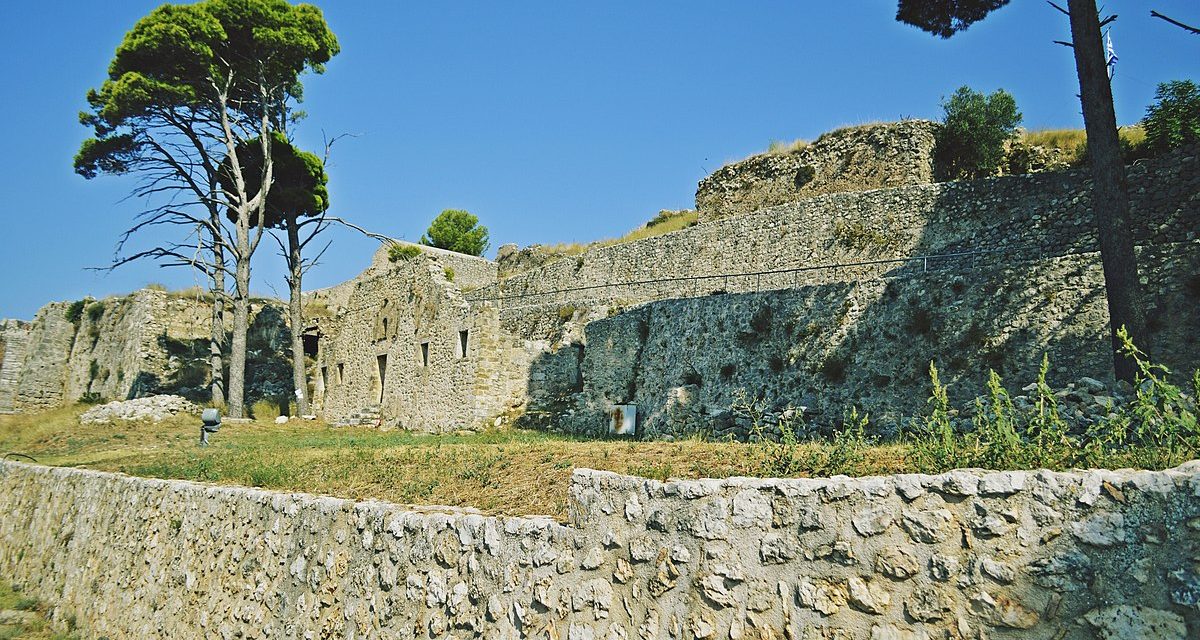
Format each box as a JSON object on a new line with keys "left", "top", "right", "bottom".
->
{"left": 483, "top": 147, "right": 1198, "bottom": 308}
{"left": 1, "top": 460, "right": 1197, "bottom": 639}
{"left": 565, "top": 241, "right": 1200, "bottom": 438}
{"left": 696, "top": 120, "right": 940, "bottom": 220}
{"left": 0, "top": 289, "right": 292, "bottom": 412}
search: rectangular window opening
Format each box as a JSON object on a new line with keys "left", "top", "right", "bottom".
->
{"left": 320, "top": 366, "right": 329, "bottom": 394}
{"left": 420, "top": 342, "right": 430, "bottom": 367}
{"left": 459, "top": 330, "right": 469, "bottom": 359}
{"left": 337, "top": 362, "right": 345, "bottom": 384}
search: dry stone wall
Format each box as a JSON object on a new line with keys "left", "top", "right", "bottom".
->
{"left": 695, "top": 120, "right": 940, "bottom": 221}
{"left": 1, "top": 460, "right": 1198, "bottom": 639}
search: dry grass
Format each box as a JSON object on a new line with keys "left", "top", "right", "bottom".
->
{"left": 0, "top": 404, "right": 905, "bottom": 519}
{"left": 1019, "top": 125, "right": 1146, "bottom": 165}
{"left": 537, "top": 210, "right": 700, "bottom": 259}
{"left": 766, "top": 138, "right": 809, "bottom": 155}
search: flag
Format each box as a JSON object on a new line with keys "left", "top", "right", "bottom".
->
{"left": 1106, "top": 32, "right": 1118, "bottom": 67}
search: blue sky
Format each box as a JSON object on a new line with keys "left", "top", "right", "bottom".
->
{"left": 0, "top": 1, "right": 1195, "bottom": 319}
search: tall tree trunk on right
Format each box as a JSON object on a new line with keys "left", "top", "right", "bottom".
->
{"left": 286, "top": 217, "right": 310, "bottom": 416}
{"left": 1067, "top": 0, "right": 1149, "bottom": 383}
{"left": 227, "top": 241, "right": 252, "bottom": 419}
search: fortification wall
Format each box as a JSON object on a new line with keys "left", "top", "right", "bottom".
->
{"left": 0, "top": 290, "right": 291, "bottom": 412}
{"left": 0, "top": 320, "right": 31, "bottom": 413}
{"left": 565, "top": 242, "right": 1200, "bottom": 438}
{"left": 695, "top": 119, "right": 940, "bottom": 221}
{"left": 483, "top": 148, "right": 1198, "bottom": 309}
{"left": 1, "top": 460, "right": 1197, "bottom": 639}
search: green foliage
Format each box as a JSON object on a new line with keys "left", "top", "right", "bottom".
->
{"left": 76, "top": 0, "right": 339, "bottom": 179}
{"left": 1143, "top": 80, "right": 1200, "bottom": 155}
{"left": 934, "top": 86, "right": 1023, "bottom": 181}
{"left": 420, "top": 209, "right": 490, "bottom": 256}
{"left": 832, "top": 220, "right": 900, "bottom": 253}
{"left": 387, "top": 244, "right": 421, "bottom": 262}
{"left": 251, "top": 398, "right": 284, "bottom": 421}
{"left": 218, "top": 131, "right": 330, "bottom": 227}
{"left": 556, "top": 304, "right": 578, "bottom": 323}
{"left": 64, "top": 300, "right": 86, "bottom": 324}
{"left": 78, "top": 392, "right": 107, "bottom": 405}
{"left": 896, "top": 0, "right": 1012, "bottom": 38}
{"left": 443, "top": 267, "right": 455, "bottom": 281}
{"left": 908, "top": 341, "right": 1198, "bottom": 473}
{"left": 85, "top": 301, "right": 106, "bottom": 323}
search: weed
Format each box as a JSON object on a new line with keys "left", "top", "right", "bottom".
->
{"left": 64, "top": 300, "right": 86, "bottom": 324}
{"left": 719, "top": 363, "right": 737, "bottom": 380}
{"left": 557, "top": 305, "right": 578, "bottom": 323}
{"left": 906, "top": 307, "right": 934, "bottom": 336}
{"left": 819, "top": 355, "right": 847, "bottom": 383}
{"left": 86, "top": 301, "right": 106, "bottom": 323}
{"left": 387, "top": 244, "right": 421, "bottom": 263}
{"left": 443, "top": 267, "right": 455, "bottom": 282}
{"left": 832, "top": 220, "right": 900, "bottom": 253}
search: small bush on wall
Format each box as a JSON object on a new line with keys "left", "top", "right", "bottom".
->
{"left": 934, "top": 86, "right": 1022, "bottom": 181}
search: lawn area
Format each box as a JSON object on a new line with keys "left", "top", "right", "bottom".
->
{"left": 0, "top": 405, "right": 908, "bottom": 519}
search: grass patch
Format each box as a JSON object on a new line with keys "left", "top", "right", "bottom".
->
{"left": 538, "top": 210, "right": 699, "bottom": 258}
{"left": 1019, "top": 125, "right": 1147, "bottom": 166}
{"left": 2, "top": 333, "right": 1194, "bottom": 521}
{"left": 766, "top": 138, "right": 809, "bottom": 155}
{"left": 0, "top": 580, "right": 77, "bottom": 640}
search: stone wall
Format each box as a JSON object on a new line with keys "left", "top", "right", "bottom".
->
{"left": 0, "top": 289, "right": 292, "bottom": 412}
{"left": 480, "top": 147, "right": 1198, "bottom": 309}
{"left": 0, "top": 320, "right": 31, "bottom": 413}
{"left": 314, "top": 253, "right": 516, "bottom": 431}
{"left": 695, "top": 120, "right": 940, "bottom": 221}
{"left": 1, "top": 459, "right": 1198, "bottom": 639}
{"left": 563, "top": 241, "right": 1200, "bottom": 438}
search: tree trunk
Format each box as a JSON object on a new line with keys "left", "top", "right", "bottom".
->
{"left": 287, "top": 218, "right": 310, "bottom": 416}
{"left": 208, "top": 217, "right": 227, "bottom": 408}
{"left": 1067, "top": 0, "right": 1148, "bottom": 383}
{"left": 227, "top": 241, "right": 252, "bottom": 419}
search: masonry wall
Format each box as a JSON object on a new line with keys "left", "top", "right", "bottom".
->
{"left": 695, "top": 119, "right": 940, "bottom": 221}
{"left": 481, "top": 148, "right": 1198, "bottom": 308}
{"left": 1, "top": 460, "right": 1198, "bottom": 639}
{"left": 0, "top": 290, "right": 292, "bottom": 412}
{"left": 315, "top": 253, "right": 514, "bottom": 431}
{"left": 566, "top": 241, "right": 1200, "bottom": 438}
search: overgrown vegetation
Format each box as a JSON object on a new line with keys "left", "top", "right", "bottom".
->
{"left": 387, "top": 243, "right": 421, "bottom": 263}
{"left": 1143, "top": 79, "right": 1200, "bottom": 155}
{"left": 832, "top": 220, "right": 901, "bottom": 253}
{"left": 907, "top": 331, "right": 1197, "bottom": 473}
{"left": 934, "top": 86, "right": 1023, "bottom": 181}
{"left": 766, "top": 138, "right": 809, "bottom": 155}
{"left": 63, "top": 301, "right": 86, "bottom": 325}
{"left": 540, "top": 210, "right": 699, "bottom": 257}
{"left": 2, "top": 338, "right": 1194, "bottom": 519}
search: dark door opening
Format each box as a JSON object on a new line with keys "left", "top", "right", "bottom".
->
{"left": 376, "top": 354, "right": 387, "bottom": 404}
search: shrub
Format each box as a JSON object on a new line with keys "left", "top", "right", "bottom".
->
{"left": 1143, "top": 79, "right": 1200, "bottom": 154}
{"left": 78, "top": 392, "right": 107, "bottom": 404}
{"left": 419, "top": 209, "right": 489, "bottom": 256}
{"left": 719, "top": 363, "right": 737, "bottom": 380}
{"left": 819, "top": 355, "right": 847, "bottom": 382}
{"left": 64, "top": 300, "right": 86, "bottom": 324}
{"left": 556, "top": 304, "right": 578, "bottom": 323}
{"left": 443, "top": 267, "right": 455, "bottom": 282}
{"left": 387, "top": 244, "right": 421, "bottom": 263}
{"left": 86, "top": 301, "right": 106, "bottom": 323}
{"left": 934, "top": 86, "right": 1023, "bottom": 181}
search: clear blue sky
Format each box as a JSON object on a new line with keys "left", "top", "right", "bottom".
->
{"left": 0, "top": 1, "right": 1195, "bottom": 319}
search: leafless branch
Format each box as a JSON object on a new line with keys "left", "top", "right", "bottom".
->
{"left": 1151, "top": 10, "right": 1200, "bottom": 35}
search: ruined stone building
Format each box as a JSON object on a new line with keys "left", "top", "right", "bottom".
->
{"left": 4, "top": 121, "right": 1198, "bottom": 437}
